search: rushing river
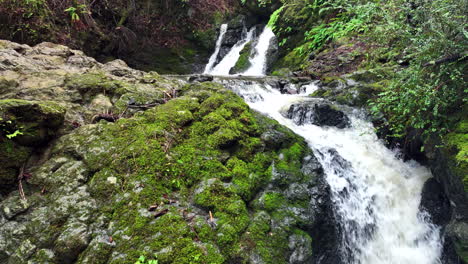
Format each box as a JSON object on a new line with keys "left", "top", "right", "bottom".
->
{"left": 202, "top": 23, "right": 443, "bottom": 264}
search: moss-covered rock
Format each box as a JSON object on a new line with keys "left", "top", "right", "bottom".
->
{"left": 230, "top": 42, "right": 253, "bottom": 74}
{"left": 310, "top": 77, "right": 386, "bottom": 107}
{"left": 0, "top": 81, "right": 321, "bottom": 264}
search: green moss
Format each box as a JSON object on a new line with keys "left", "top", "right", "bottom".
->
{"left": 231, "top": 42, "right": 252, "bottom": 74}
{"left": 65, "top": 72, "right": 120, "bottom": 94}
{"left": 0, "top": 99, "right": 65, "bottom": 119}
{"left": 57, "top": 81, "right": 314, "bottom": 263}
{"left": 454, "top": 238, "right": 468, "bottom": 263}
{"left": 271, "top": 68, "right": 292, "bottom": 77}
{"left": 444, "top": 119, "right": 468, "bottom": 191}
{"left": 262, "top": 192, "right": 285, "bottom": 211}
{"left": 193, "top": 28, "right": 217, "bottom": 50}
{"left": 272, "top": 46, "right": 306, "bottom": 72}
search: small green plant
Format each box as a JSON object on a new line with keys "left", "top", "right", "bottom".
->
{"left": 135, "top": 255, "right": 158, "bottom": 264}
{"left": 0, "top": 117, "right": 23, "bottom": 139}
{"left": 64, "top": 4, "right": 87, "bottom": 22}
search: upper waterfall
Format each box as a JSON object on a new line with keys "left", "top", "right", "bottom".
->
{"left": 243, "top": 26, "right": 276, "bottom": 76}
{"left": 204, "top": 23, "right": 277, "bottom": 76}
{"left": 209, "top": 27, "right": 255, "bottom": 76}
{"left": 203, "top": 24, "right": 228, "bottom": 74}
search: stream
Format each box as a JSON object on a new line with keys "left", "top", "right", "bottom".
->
{"left": 201, "top": 23, "right": 443, "bottom": 264}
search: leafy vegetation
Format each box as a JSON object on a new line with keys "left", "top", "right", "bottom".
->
{"left": 0, "top": 0, "right": 237, "bottom": 55}
{"left": 366, "top": 0, "right": 467, "bottom": 139}
{"left": 0, "top": 117, "right": 23, "bottom": 139}
{"left": 270, "top": 0, "right": 467, "bottom": 140}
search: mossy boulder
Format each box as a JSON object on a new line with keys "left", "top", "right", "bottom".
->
{"left": 0, "top": 81, "right": 322, "bottom": 263}
{"left": 310, "top": 77, "right": 386, "bottom": 107}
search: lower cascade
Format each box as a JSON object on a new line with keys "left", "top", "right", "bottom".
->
{"left": 219, "top": 78, "right": 443, "bottom": 264}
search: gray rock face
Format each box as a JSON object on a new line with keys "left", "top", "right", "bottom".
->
{"left": 0, "top": 39, "right": 184, "bottom": 126}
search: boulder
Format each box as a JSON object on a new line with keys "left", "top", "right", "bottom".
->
{"left": 287, "top": 102, "right": 350, "bottom": 128}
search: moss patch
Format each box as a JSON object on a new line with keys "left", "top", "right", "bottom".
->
{"left": 444, "top": 119, "right": 468, "bottom": 191}
{"left": 230, "top": 42, "right": 253, "bottom": 74}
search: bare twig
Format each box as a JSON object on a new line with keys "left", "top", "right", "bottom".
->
{"left": 423, "top": 53, "right": 466, "bottom": 67}
{"left": 17, "top": 164, "right": 27, "bottom": 201}
{"left": 118, "top": 105, "right": 129, "bottom": 119}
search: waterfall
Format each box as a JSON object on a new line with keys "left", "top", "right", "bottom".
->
{"left": 219, "top": 79, "right": 443, "bottom": 264}
{"left": 209, "top": 28, "right": 255, "bottom": 76}
{"left": 203, "top": 24, "right": 228, "bottom": 74}
{"left": 243, "top": 26, "right": 276, "bottom": 76}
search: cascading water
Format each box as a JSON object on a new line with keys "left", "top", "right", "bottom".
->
{"left": 209, "top": 27, "right": 255, "bottom": 76}
{"left": 218, "top": 78, "right": 443, "bottom": 264}
{"left": 203, "top": 24, "right": 228, "bottom": 74}
{"left": 242, "top": 26, "right": 276, "bottom": 76}
{"left": 201, "top": 17, "right": 442, "bottom": 262}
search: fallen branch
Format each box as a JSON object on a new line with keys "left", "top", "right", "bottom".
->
{"left": 127, "top": 102, "right": 162, "bottom": 109}
{"left": 423, "top": 53, "right": 466, "bottom": 67}
{"left": 153, "top": 209, "right": 169, "bottom": 219}
{"left": 17, "top": 164, "right": 27, "bottom": 201}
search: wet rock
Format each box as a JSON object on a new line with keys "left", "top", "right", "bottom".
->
{"left": 301, "top": 155, "right": 323, "bottom": 176}
{"left": 0, "top": 141, "right": 31, "bottom": 186}
{"left": 260, "top": 129, "right": 288, "bottom": 150}
{"left": 28, "top": 248, "right": 55, "bottom": 263}
{"left": 444, "top": 221, "right": 468, "bottom": 263}
{"left": 419, "top": 178, "right": 451, "bottom": 226}
{"left": 265, "top": 79, "right": 300, "bottom": 94}
{"left": 0, "top": 39, "right": 183, "bottom": 126}
{"left": 0, "top": 99, "right": 65, "bottom": 146}
{"left": 288, "top": 232, "right": 313, "bottom": 264}
{"left": 188, "top": 75, "right": 214, "bottom": 83}
{"left": 285, "top": 184, "right": 308, "bottom": 202}
{"left": 0, "top": 40, "right": 328, "bottom": 264}
{"left": 281, "top": 83, "right": 299, "bottom": 95}
{"left": 310, "top": 174, "right": 344, "bottom": 264}
{"left": 287, "top": 103, "right": 350, "bottom": 128}
{"left": 265, "top": 36, "right": 279, "bottom": 74}
{"left": 78, "top": 233, "right": 115, "bottom": 264}
{"left": 230, "top": 42, "right": 253, "bottom": 74}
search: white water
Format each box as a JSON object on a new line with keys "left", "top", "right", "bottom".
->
{"left": 243, "top": 26, "right": 276, "bottom": 76}
{"left": 203, "top": 24, "right": 228, "bottom": 74}
{"left": 209, "top": 28, "right": 255, "bottom": 76}
{"left": 220, "top": 79, "right": 442, "bottom": 264}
